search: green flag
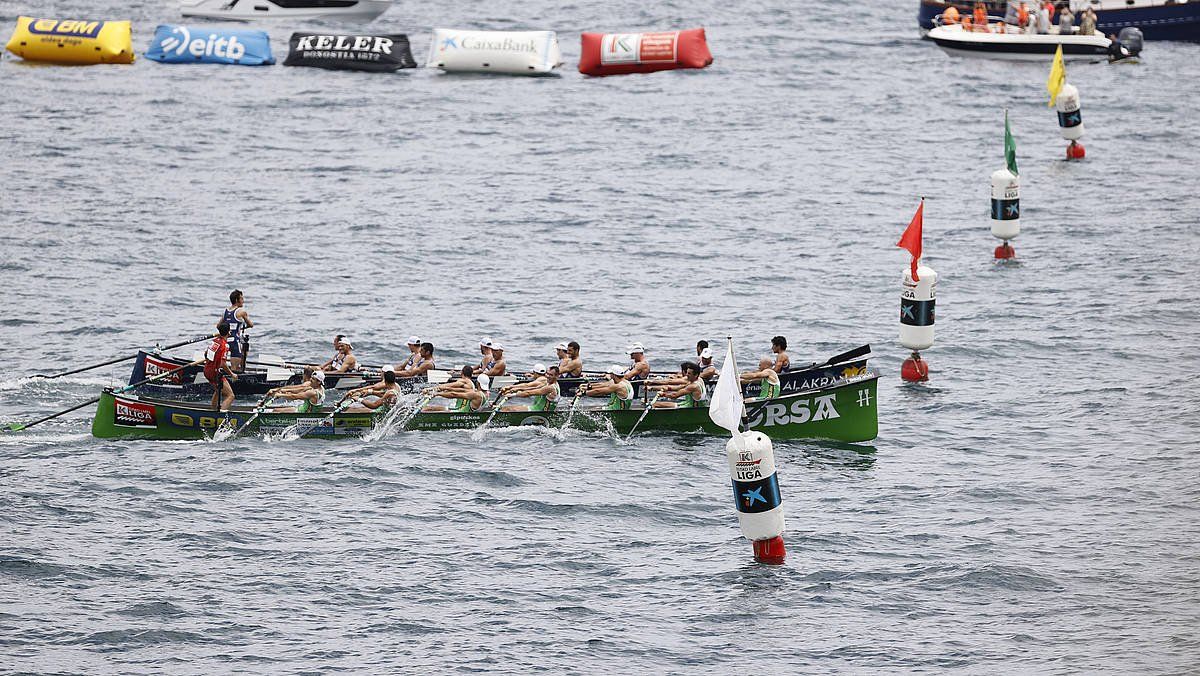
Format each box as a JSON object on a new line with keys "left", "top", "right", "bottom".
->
{"left": 1004, "top": 110, "right": 1018, "bottom": 175}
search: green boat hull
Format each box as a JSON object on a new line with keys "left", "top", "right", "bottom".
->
{"left": 92, "top": 374, "right": 879, "bottom": 443}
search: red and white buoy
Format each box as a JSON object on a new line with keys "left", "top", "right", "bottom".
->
{"left": 990, "top": 167, "right": 1020, "bottom": 260}
{"left": 726, "top": 432, "right": 785, "bottom": 565}
{"left": 1057, "top": 82, "right": 1085, "bottom": 160}
{"left": 900, "top": 264, "right": 938, "bottom": 383}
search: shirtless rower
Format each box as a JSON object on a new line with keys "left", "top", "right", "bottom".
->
{"left": 423, "top": 366, "right": 488, "bottom": 413}
{"left": 270, "top": 370, "right": 326, "bottom": 413}
{"left": 397, "top": 342, "right": 436, "bottom": 379}
{"left": 471, "top": 339, "right": 493, "bottom": 376}
{"left": 740, "top": 358, "right": 782, "bottom": 400}
{"left": 624, "top": 343, "right": 651, "bottom": 381}
{"left": 648, "top": 362, "right": 708, "bottom": 409}
{"left": 321, "top": 337, "right": 358, "bottom": 375}
{"left": 770, "top": 336, "right": 791, "bottom": 373}
{"left": 475, "top": 341, "right": 506, "bottom": 378}
{"left": 400, "top": 336, "right": 422, "bottom": 371}
{"left": 556, "top": 341, "right": 583, "bottom": 378}
{"left": 343, "top": 369, "right": 402, "bottom": 413}
{"left": 581, "top": 365, "right": 635, "bottom": 411}
{"left": 696, "top": 347, "right": 717, "bottom": 381}
{"left": 218, "top": 289, "right": 253, "bottom": 373}
{"left": 500, "top": 364, "right": 561, "bottom": 412}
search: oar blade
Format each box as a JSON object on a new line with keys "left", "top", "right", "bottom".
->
{"left": 3, "top": 423, "right": 26, "bottom": 432}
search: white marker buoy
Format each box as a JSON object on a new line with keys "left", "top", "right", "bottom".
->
{"left": 1057, "top": 82, "right": 1086, "bottom": 160}
{"left": 900, "top": 264, "right": 937, "bottom": 382}
{"left": 990, "top": 168, "right": 1019, "bottom": 259}
{"left": 726, "top": 432, "right": 785, "bottom": 565}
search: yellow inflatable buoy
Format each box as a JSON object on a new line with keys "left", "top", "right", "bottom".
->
{"left": 5, "top": 16, "right": 135, "bottom": 64}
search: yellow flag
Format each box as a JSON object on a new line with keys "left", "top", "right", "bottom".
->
{"left": 1047, "top": 45, "right": 1065, "bottom": 107}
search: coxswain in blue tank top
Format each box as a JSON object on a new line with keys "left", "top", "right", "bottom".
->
{"left": 218, "top": 289, "right": 253, "bottom": 372}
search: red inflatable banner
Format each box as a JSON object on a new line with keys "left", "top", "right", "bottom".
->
{"left": 578, "top": 27, "right": 713, "bottom": 76}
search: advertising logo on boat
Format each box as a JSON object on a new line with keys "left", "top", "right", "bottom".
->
{"left": 143, "top": 355, "right": 182, "bottom": 384}
{"left": 114, "top": 397, "right": 156, "bottom": 428}
{"left": 745, "top": 394, "right": 840, "bottom": 429}
{"left": 600, "top": 32, "right": 678, "bottom": 65}
{"left": 27, "top": 18, "right": 104, "bottom": 38}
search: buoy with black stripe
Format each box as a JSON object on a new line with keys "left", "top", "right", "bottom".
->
{"left": 726, "top": 432, "right": 785, "bottom": 565}
{"left": 1057, "top": 83, "right": 1085, "bottom": 160}
{"left": 900, "top": 265, "right": 937, "bottom": 383}
{"left": 991, "top": 168, "right": 1019, "bottom": 260}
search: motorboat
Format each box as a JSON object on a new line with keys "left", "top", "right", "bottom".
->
{"left": 180, "top": 0, "right": 392, "bottom": 22}
{"left": 918, "top": 1, "right": 1200, "bottom": 41}
{"left": 928, "top": 18, "right": 1144, "bottom": 61}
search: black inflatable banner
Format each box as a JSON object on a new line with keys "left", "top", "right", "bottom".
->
{"left": 284, "top": 32, "right": 416, "bottom": 72}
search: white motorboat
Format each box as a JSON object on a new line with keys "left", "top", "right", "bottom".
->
{"left": 927, "top": 18, "right": 1144, "bottom": 62}
{"left": 180, "top": 0, "right": 392, "bottom": 22}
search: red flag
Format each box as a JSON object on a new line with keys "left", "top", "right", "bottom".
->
{"left": 897, "top": 199, "right": 923, "bottom": 281}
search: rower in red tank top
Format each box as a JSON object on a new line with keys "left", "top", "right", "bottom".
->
{"left": 205, "top": 322, "right": 238, "bottom": 410}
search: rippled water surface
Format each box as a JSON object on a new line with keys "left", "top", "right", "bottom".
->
{"left": 2, "top": 0, "right": 1198, "bottom": 672}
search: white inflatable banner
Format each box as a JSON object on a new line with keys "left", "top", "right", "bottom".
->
{"left": 427, "top": 28, "right": 562, "bottom": 75}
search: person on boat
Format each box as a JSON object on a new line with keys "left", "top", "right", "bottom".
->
{"left": 770, "top": 336, "right": 791, "bottom": 373}
{"left": 556, "top": 341, "right": 583, "bottom": 378}
{"left": 740, "top": 358, "right": 782, "bottom": 401}
{"left": 400, "top": 336, "right": 422, "bottom": 371}
{"left": 942, "top": 5, "right": 960, "bottom": 24}
{"left": 397, "top": 342, "right": 436, "bottom": 379}
{"left": 1058, "top": 4, "right": 1075, "bottom": 33}
{"left": 580, "top": 365, "right": 636, "bottom": 411}
{"left": 271, "top": 370, "right": 326, "bottom": 413}
{"left": 624, "top": 344, "right": 651, "bottom": 381}
{"left": 474, "top": 341, "right": 506, "bottom": 379}
{"left": 500, "top": 364, "right": 561, "bottom": 412}
{"left": 1080, "top": 7, "right": 1097, "bottom": 35}
{"left": 218, "top": 289, "right": 253, "bottom": 373}
{"left": 423, "top": 366, "right": 488, "bottom": 412}
{"left": 344, "top": 369, "right": 402, "bottom": 412}
{"left": 321, "top": 338, "right": 358, "bottom": 375}
{"left": 204, "top": 322, "right": 238, "bottom": 411}
{"left": 471, "top": 339, "right": 493, "bottom": 376}
{"left": 697, "top": 347, "right": 717, "bottom": 381}
{"left": 1035, "top": 3, "right": 1051, "bottom": 33}
{"left": 1017, "top": 2, "right": 1030, "bottom": 29}
{"left": 270, "top": 366, "right": 316, "bottom": 398}
{"left": 648, "top": 362, "right": 707, "bottom": 409}
{"left": 972, "top": 2, "right": 987, "bottom": 28}
{"left": 1004, "top": 1, "right": 1019, "bottom": 25}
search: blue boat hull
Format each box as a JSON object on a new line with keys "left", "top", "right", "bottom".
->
{"left": 918, "top": 1, "right": 1200, "bottom": 41}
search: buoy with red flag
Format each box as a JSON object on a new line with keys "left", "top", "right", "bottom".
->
{"left": 897, "top": 199, "right": 937, "bottom": 383}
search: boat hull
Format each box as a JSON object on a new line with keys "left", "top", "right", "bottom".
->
{"left": 927, "top": 25, "right": 1114, "bottom": 61}
{"left": 918, "top": 0, "right": 1200, "bottom": 41}
{"left": 180, "top": 0, "right": 391, "bottom": 22}
{"left": 91, "top": 374, "right": 880, "bottom": 443}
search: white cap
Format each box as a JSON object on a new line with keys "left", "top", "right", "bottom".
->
{"left": 381, "top": 364, "right": 394, "bottom": 373}
{"left": 312, "top": 370, "right": 326, "bottom": 383}
{"left": 340, "top": 338, "right": 353, "bottom": 348}
{"left": 628, "top": 343, "right": 645, "bottom": 355}
{"left": 407, "top": 336, "right": 421, "bottom": 345}
{"left": 532, "top": 363, "right": 547, "bottom": 374}
{"left": 700, "top": 347, "right": 713, "bottom": 359}
{"left": 480, "top": 338, "right": 492, "bottom": 347}
{"left": 491, "top": 342, "right": 505, "bottom": 352}
{"left": 555, "top": 342, "right": 568, "bottom": 351}
{"left": 606, "top": 364, "right": 624, "bottom": 376}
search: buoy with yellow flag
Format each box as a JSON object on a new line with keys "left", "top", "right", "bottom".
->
{"left": 1047, "top": 45, "right": 1085, "bottom": 160}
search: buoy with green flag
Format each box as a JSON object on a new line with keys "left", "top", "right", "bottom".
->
{"left": 991, "top": 110, "right": 1021, "bottom": 260}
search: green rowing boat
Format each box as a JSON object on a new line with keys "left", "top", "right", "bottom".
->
{"left": 91, "top": 373, "right": 879, "bottom": 442}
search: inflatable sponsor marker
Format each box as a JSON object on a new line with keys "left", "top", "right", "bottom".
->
{"left": 427, "top": 28, "right": 562, "bottom": 75}
{"left": 579, "top": 27, "right": 712, "bottom": 76}
{"left": 5, "top": 16, "right": 134, "bottom": 64}
{"left": 146, "top": 25, "right": 274, "bottom": 65}
{"left": 285, "top": 32, "right": 416, "bottom": 72}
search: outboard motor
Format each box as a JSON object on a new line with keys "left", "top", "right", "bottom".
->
{"left": 1110, "top": 27, "right": 1144, "bottom": 62}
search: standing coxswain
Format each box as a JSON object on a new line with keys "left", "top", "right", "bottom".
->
{"left": 581, "top": 365, "right": 635, "bottom": 410}
{"left": 648, "top": 362, "right": 707, "bottom": 409}
{"left": 204, "top": 322, "right": 239, "bottom": 411}
{"left": 739, "top": 358, "right": 781, "bottom": 400}
{"left": 501, "top": 364, "right": 561, "bottom": 412}
{"left": 218, "top": 289, "right": 253, "bottom": 373}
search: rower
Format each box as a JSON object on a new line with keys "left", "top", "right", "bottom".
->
{"left": 475, "top": 341, "right": 506, "bottom": 378}
{"left": 204, "top": 322, "right": 239, "bottom": 411}
{"left": 556, "top": 341, "right": 583, "bottom": 378}
{"left": 648, "top": 362, "right": 707, "bottom": 409}
{"left": 318, "top": 334, "right": 346, "bottom": 371}
{"left": 471, "top": 338, "right": 493, "bottom": 377}
{"left": 322, "top": 337, "right": 358, "bottom": 375}
{"left": 770, "top": 336, "right": 791, "bottom": 373}
{"left": 624, "top": 343, "right": 651, "bottom": 381}
{"left": 423, "top": 366, "right": 487, "bottom": 412}
{"left": 740, "top": 358, "right": 782, "bottom": 401}
{"left": 500, "top": 364, "right": 561, "bottom": 412}
{"left": 273, "top": 366, "right": 316, "bottom": 397}
{"left": 218, "top": 289, "right": 253, "bottom": 373}
{"left": 344, "top": 369, "right": 402, "bottom": 412}
{"left": 581, "top": 365, "right": 635, "bottom": 410}
{"left": 271, "top": 370, "right": 326, "bottom": 413}
{"left": 397, "top": 342, "right": 436, "bottom": 379}
{"left": 697, "top": 347, "right": 717, "bottom": 381}
{"left": 400, "top": 336, "right": 422, "bottom": 371}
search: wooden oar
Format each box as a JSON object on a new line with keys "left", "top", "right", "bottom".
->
{"left": 625, "top": 392, "right": 663, "bottom": 441}
{"left": 29, "top": 335, "right": 214, "bottom": 380}
{"left": 479, "top": 394, "right": 510, "bottom": 430}
{"left": 4, "top": 359, "right": 204, "bottom": 433}
{"left": 819, "top": 344, "right": 871, "bottom": 367}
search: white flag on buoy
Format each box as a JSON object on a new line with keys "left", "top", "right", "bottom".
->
{"left": 708, "top": 338, "right": 746, "bottom": 450}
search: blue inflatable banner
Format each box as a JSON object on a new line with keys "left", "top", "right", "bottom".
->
{"left": 146, "top": 24, "right": 274, "bottom": 65}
